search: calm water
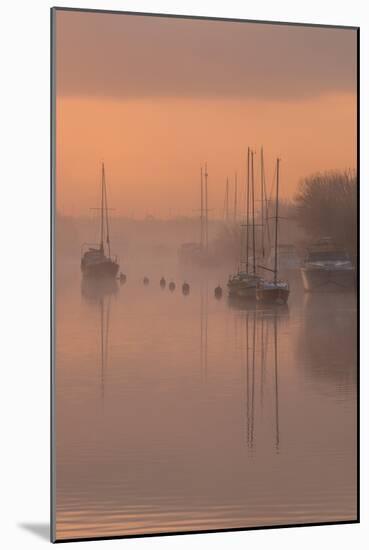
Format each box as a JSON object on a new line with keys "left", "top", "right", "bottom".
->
{"left": 55, "top": 262, "right": 357, "bottom": 540}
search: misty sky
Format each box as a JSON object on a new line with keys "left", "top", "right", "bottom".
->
{"left": 55, "top": 9, "right": 357, "bottom": 217}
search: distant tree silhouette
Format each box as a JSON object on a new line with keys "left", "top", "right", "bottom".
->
{"left": 294, "top": 170, "right": 357, "bottom": 259}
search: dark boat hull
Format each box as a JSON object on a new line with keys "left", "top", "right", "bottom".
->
{"left": 256, "top": 287, "right": 289, "bottom": 305}
{"left": 301, "top": 267, "right": 356, "bottom": 292}
{"left": 81, "top": 259, "right": 119, "bottom": 279}
{"left": 227, "top": 275, "right": 260, "bottom": 300}
{"left": 228, "top": 285, "right": 256, "bottom": 300}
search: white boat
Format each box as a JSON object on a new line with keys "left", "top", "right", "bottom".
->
{"left": 300, "top": 238, "right": 355, "bottom": 292}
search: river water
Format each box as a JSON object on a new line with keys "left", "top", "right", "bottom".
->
{"left": 55, "top": 262, "right": 357, "bottom": 540}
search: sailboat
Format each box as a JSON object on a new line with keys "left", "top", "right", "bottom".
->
{"left": 81, "top": 163, "right": 120, "bottom": 279}
{"left": 256, "top": 158, "right": 289, "bottom": 305}
{"left": 228, "top": 148, "right": 261, "bottom": 299}
{"left": 178, "top": 163, "right": 212, "bottom": 266}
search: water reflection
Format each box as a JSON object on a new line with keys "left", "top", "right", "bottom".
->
{"left": 240, "top": 310, "right": 281, "bottom": 453}
{"left": 80, "top": 277, "right": 118, "bottom": 303}
{"left": 297, "top": 292, "right": 356, "bottom": 395}
{"left": 200, "top": 280, "right": 208, "bottom": 381}
{"left": 98, "top": 295, "right": 111, "bottom": 402}
{"left": 227, "top": 295, "right": 289, "bottom": 319}
{"left": 80, "top": 278, "right": 116, "bottom": 402}
{"left": 56, "top": 269, "right": 356, "bottom": 539}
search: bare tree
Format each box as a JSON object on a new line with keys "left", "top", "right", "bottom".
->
{"left": 294, "top": 170, "right": 357, "bottom": 259}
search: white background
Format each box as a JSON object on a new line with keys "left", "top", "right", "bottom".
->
{"left": 0, "top": 0, "right": 367, "bottom": 548}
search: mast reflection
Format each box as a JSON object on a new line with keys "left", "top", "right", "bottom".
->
{"left": 200, "top": 279, "right": 208, "bottom": 381}
{"left": 81, "top": 278, "right": 116, "bottom": 402}
{"left": 240, "top": 307, "right": 282, "bottom": 452}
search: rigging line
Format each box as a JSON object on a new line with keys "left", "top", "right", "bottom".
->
{"left": 263, "top": 151, "right": 271, "bottom": 249}
{"left": 226, "top": 177, "right": 229, "bottom": 222}
{"left": 260, "top": 147, "right": 265, "bottom": 258}
{"left": 246, "top": 147, "right": 250, "bottom": 273}
{"left": 274, "top": 159, "right": 281, "bottom": 283}
{"left": 225, "top": 177, "right": 229, "bottom": 222}
{"left": 251, "top": 150, "right": 256, "bottom": 274}
{"left": 100, "top": 162, "right": 105, "bottom": 249}
{"left": 204, "top": 163, "right": 209, "bottom": 251}
{"left": 268, "top": 161, "right": 277, "bottom": 205}
{"left": 103, "top": 167, "right": 111, "bottom": 258}
{"left": 234, "top": 171, "right": 238, "bottom": 223}
{"left": 200, "top": 166, "right": 204, "bottom": 248}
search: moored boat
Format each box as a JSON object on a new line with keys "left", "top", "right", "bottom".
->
{"left": 300, "top": 237, "right": 355, "bottom": 292}
{"left": 227, "top": 271, "right": 260, "bottom": 299}
{"left": 81, "top": 163, "right": 119, "bottom": 280}
{"left": 256, "top": 279, "right": 289, "bottom": 305}
{"left": 228, "top": 147, "right": 262, "bottom": 299}
{"left": 257, "top": 158, "right": 290, "bottom": 305}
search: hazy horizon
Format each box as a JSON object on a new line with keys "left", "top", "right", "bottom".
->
{"left": 55, "top": 11, "right": 357, "bottom": 218}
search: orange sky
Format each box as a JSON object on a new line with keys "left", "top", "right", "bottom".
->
{"left": 55, "top": 10, "right": 357, "bottom": 218}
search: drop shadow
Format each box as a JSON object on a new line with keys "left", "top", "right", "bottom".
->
{"left": 18, "top": 523, "right": 49, "bottom": 541}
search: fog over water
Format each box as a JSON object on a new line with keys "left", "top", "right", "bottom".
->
{"left": 55, "top": 246, "right": 357, "bottom": 539}
{"left": 54, "top": 9, "right": 357, "bottom": 541}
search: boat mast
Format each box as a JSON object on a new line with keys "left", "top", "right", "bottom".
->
{"left": 204, "top": 162, "right": 208, "bottom": 252}
{"left": 225, "top": 177, "right": 229, "bottom": 222}
{"left": 251, "top": 150, "right": 256, "bottom": 275}
{"left": 103, "top": 165, "right": 111, "bottom": 258}
{"left": 200, "top": 166, "right": 204, "bottom": 248}
{"left": 260, "top": 147, "right": 265, "bottom": 258}
{"left": 234, "top": 171, "right": 238, "bottom": 223}
{"left": 100, "top": 162, "right": 105, "bottom": 252}
{"left": 274, "top": 158, "right": 280, "bottom": 284}
{"left": 246, "top": 147, "right": 250, "bottom": 273}
{"left": 263, "top": 149, "right": 271, "bottom": 252}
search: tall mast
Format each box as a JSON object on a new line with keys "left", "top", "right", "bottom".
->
{"left": 274, "top": 158, "right": 280, "bottom": 284}
{"left": 100, "top": 162, "right": 105, "bottom": 251}
{"left": 246, "top": 148, "right": 250, "bottom": 272}
{"left": 200, "top": 166, "right": 204, "bottom": 248}
{"left": 204, "top": 162, "right": 208, "bottom": 252}
{"left": 260, "top": 147, "right": 265, "bottom": 258}
{"left": 103, "top": 166, "right": 111, "bottom": 258}
{"left": 225, "top": 177, "right": 229, "bottom": 222}
{"left": 263, "top": 151, "right": 271, "bottom": 251}
{"left": 234, "top": 171, "right": 238, "bottom": 223}
{"left": 251, "top": 150, "right": 256, "bottom": 274}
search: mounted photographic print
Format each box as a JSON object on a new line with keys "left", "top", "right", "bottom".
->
{"left": 51, "top": 7, "right": 358, "bottom": 542}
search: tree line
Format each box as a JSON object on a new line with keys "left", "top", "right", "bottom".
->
{"left": 294, "top": 170, "right": 357, "bottom": 260}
